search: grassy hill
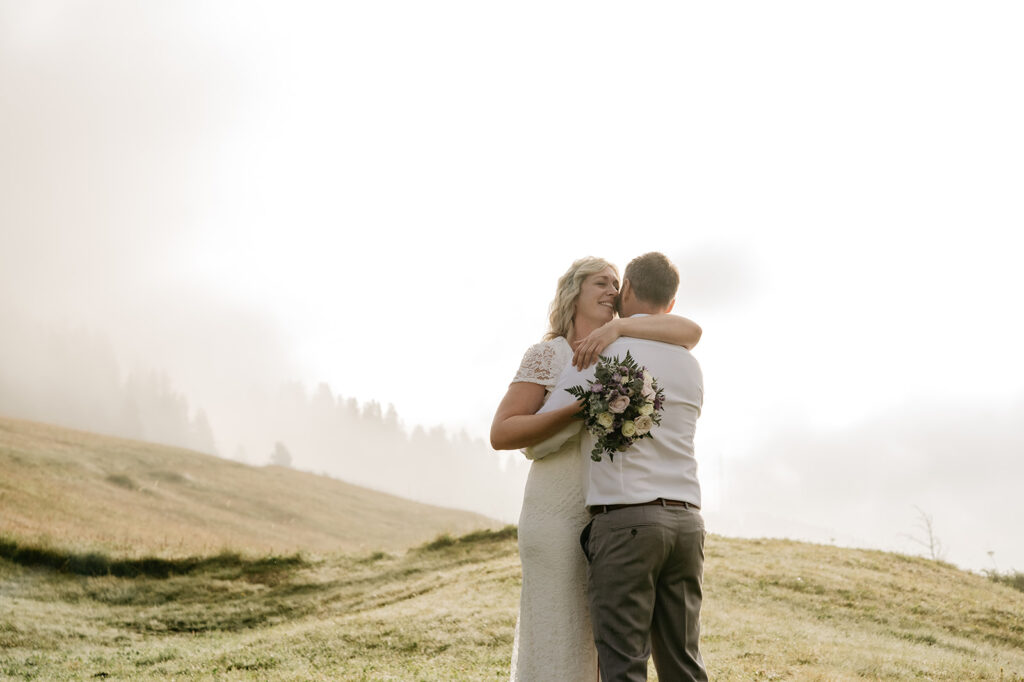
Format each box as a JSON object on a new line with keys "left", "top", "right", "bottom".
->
{"left": 2, "top": 529, "right": 1023, "bottom": 680}
{"left": 2, "top": 416, "right": 1024, "bottom": 680}
{"left": 0, "top": 416, "right": 497, "bottom": 556}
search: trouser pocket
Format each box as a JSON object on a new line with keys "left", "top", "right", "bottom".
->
{"left": 579, "top": 519, "right": 594, "bottom": 563}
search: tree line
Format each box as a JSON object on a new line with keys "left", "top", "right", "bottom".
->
{"left": 0, "top": 318, "right": 525, "bottom": 522}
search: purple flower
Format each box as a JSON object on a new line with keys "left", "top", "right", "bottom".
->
{"left": 591, "top": 383, "right": 604, "bottom": 393}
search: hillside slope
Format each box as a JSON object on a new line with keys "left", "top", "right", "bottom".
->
{"left": 0, "top": 416, "right": 497, "bottom": 556}
{"left": 2, "top": 530, "right": 1023, "bottom": 680}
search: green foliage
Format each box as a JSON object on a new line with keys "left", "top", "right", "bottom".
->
{"left": 458, "top": 525, "right": 517, "bottom": 544}
{"left": 0, "top": 536, "right": 305, "bottom": 578}
{"left": 565, "top": 350, "right": 665, "bottom": 462}
{"left": 105, "top": 473, "right": 138, "bottom": 490}
{"left": 149, "top": 470, "right": 188, "bottom": 484}
{"left": 985, "top": 569, "right": 1024, "bottom": 593}
{"left": 422, "top": 533, "right": 456, "bottom": 551}
{"left": 419, "top": 525, "right": 517, "bottom": 552}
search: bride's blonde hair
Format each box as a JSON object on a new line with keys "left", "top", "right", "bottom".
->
{"left": 544, "top": 257, "right": 618, "bottom": 341}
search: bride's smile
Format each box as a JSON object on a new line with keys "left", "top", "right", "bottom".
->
{"left": 573, "top": 266, "right": 619, "bottom": 329}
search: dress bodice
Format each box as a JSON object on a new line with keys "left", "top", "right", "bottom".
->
{"left": 512, "top": 337, "right": 588, "bottom": 515}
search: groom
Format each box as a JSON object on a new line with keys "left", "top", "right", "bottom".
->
{"left": 542, "top": 252, "right": 707, "bottom": 681}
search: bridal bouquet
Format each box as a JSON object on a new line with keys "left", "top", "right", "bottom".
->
{"left": 565, "top": 350, "right": 665, "bottom": 462}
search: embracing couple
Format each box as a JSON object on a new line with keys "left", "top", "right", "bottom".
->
{"left": 491, "top": 252, "right": 707, "bottom": 682}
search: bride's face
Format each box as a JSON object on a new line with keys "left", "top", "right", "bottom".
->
{"left": 574, "top": 266, "right": 619, "bottom": 325}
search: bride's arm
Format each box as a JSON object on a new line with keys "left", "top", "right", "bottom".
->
{"left": 490, "top": 382, "right": 581, "bottom": 451}
{"left": 572, "top": 314, "right": 702, "bottom": 369}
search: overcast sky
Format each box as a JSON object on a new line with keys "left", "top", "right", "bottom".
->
{"left": 3, "top": 1, "right": 1023, "bottom": 570}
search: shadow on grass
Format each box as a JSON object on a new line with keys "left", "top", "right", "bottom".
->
{"left": 0, "top": 537, "right": 306, "bottom": 579}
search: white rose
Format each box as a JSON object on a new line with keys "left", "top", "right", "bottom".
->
{"left": 621, "top": 420, "right": 636, "bottom": 438}
{"left": 642, "top": 371, "right": 655, "bottom": 399}
{"left": 638, "top": 402, "right": 654, "bottom": 416}
{"left": 597, "top": 412, "right": 614, "bottom": 429}
{"left": 633, "top": 414, "right": 654, "bottom": 435}
{"left": 608, "top": 395, "right": 630, "bottom": 414}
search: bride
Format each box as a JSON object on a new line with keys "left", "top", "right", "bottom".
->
{"left": 490, "top": 256, "right": 701, "bottom": 681}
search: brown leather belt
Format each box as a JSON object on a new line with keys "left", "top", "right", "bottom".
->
{"left": 589, "top": 498, "right": 700, "bottom": 515}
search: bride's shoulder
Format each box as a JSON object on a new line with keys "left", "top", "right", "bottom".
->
{"left": 527, "top": 336, "right": 570, "bottom": 352}
{"left": 513, "top": 337, "right": 572, "bottom": 385}
{"left": 523, "top": 337, "right": 572, "bottom": 363}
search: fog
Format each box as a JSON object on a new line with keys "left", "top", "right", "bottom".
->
{"left": 0, "top": 2, "right": 528, "bottom": 520}
{"left": 6, "top": 287, "right": 1022, "bottom": 569}
{"left": 3, "top": 2, "right": 1023, "bottom": 572}
{"left": 707, "top": 397, "right": 1024, "bottom": 571}
{"left": 0, "top": 304, "right": 528, "bottom": 522}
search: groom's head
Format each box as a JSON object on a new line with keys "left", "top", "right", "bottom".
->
{"left": 617, "top": 252, "right": 678, "bottom": 318}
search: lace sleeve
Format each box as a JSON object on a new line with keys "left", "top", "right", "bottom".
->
{"left": 512, "top": 340, "right": 569, "bottom": 389}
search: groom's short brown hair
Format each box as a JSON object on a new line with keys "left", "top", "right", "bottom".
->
{"left": 623, "top": 252, "right": 679, "bottom": 307}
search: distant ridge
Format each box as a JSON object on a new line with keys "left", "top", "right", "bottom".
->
{"left": 0, "top": 416, "right": 498, "bottom": 557}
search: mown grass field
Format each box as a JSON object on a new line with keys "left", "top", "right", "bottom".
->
{"left": 3, "top": 529, "right": 1024, "bottom": 681}
{"left": 2, "top": 416, "right": 1024, "bottom": 680}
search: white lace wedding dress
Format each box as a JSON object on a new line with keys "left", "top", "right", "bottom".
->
{"left": 509, "top": 337, "right": 599, "bottom": 682}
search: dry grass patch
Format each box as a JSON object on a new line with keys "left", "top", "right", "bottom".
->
{"left": 0, "top": 416, "right": 498, "bottom": 558}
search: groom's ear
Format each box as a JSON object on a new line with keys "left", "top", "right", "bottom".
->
{"left": 664, "top": 298, "right": 675, "bottom": 314}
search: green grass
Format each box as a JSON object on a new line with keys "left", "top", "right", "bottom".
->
{"left": 986, "top": 569, "right": 1024, "bottom": 594}
{"left": 417, "top": 526, "right": 517, "bottom": 552}
{"left": 3, "top": 530, "right": 1024, "bottom": 680}
{"left": 0, "top": 527, "right": 520, "bottom": 680}
{"left": 0, "top": 537, "right": 305, "bottom": 578}
{"left": 2, "top": 417, "right": 1023, "bottom": 679}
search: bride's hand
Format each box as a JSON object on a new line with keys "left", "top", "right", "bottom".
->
{"left": 572, "top": 319, "right": 621, "bottom": 370}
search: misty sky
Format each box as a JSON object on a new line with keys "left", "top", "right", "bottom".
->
{"left": 3, "top": 1, "right": 1024, "bottom": 570}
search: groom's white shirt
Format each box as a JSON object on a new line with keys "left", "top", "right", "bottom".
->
{"left": 535, "top": 329, "right": 703, "bottom": 507}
